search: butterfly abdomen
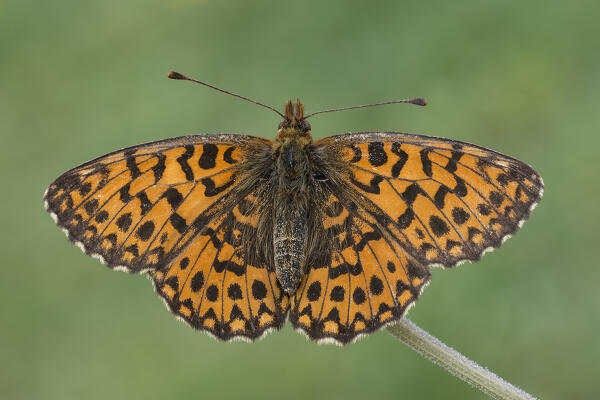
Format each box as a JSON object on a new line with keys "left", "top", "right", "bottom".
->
{"left": 273, "top": 205, "right": 307, "bottom": 294}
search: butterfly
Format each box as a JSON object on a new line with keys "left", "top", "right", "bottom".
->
{"left": 44, "top": 72, "right": 543, "bottom": 344}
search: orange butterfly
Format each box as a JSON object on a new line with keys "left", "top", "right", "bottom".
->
{"left": 44, "top": 72, "right": 543, "bottom": 344}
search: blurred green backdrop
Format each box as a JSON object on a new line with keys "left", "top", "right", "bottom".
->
{"left": 2, "top": 1, "right": 599, "bottom": 399}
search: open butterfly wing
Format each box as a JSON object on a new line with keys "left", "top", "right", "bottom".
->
{"left": 45, "top": 134, "right": 290, "bottom": 340}
{"left": 290, "top": 191, "right": 430, "bottom": 344}
{"left": 290, "top": 132, "right": 543, "bottom": 343}
{"left": 149, "top": 189, "right": 289, "bottom": 341}
{"left": 45, "top": 134, "right": 263, "bottom": 272}
{"left": 315, "top": 132, "right": 544, "bottom": 268}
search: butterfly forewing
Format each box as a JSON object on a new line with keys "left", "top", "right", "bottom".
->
{"left": 315, "top": 132, "right": 543, "bottom": 268}
{"left": 45, "top": 134, "right": 259, "bottom": 272}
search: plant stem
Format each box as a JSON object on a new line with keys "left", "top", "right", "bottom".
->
{"left": 387, "top": 319, "right": 537, "bottom": 400}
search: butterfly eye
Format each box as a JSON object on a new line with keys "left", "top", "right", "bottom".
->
{"left": 299, "top": 121, "right": 311, "bottom": 131}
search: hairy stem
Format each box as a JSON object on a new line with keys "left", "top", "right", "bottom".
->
{"left": 387, "top": 319, "right": 537, "bottom": 400}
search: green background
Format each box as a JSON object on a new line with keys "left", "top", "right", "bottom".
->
{"left": 2, "top": 1, "right": 599, "bottom": 399}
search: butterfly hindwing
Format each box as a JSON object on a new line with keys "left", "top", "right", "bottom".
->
{"left": 314, "top": 132, "right": 544, "bottom": 268}
{"left": 149, "top": 189, "right": 290, "bottom": 341}
{"left": 44, "top": 134, "right": 266, "bottom": 273}
{"left": 290, "top": 192, "right": 430, "bottom": 344}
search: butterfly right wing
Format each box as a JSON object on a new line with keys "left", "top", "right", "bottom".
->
{"left": 290, "top": 191, "right": 430, "bottom": 344}
{"left": 313, "top": 132, "right": 543, "bottom": 267}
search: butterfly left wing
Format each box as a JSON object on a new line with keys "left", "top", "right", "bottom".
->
{"left": 314, "top": 132, "right": 544, "bottom": 268}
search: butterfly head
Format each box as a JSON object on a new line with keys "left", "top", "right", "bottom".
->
{"left": 277, "top": 99, "right": 312, "bottom": 141}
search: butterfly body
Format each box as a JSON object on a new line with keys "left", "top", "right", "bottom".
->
{"left": 45, "top": 94, "right": 543, "bottom": 344}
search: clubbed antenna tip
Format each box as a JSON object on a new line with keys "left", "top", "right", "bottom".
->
{"left": 410, "top": 98, "right": 428, "bottom": 106}
{"left": 167, "top": 71, "right": 187, "bottom": 80}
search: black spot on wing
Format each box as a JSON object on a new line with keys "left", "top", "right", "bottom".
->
{"left": 453, "top": 177, "right": 468, "bottom": 197}
{"left": 433, "top": 185, "right": 450, "bottom": 209}
{"left": 390, "top": 143, "right": 408, "bottom": 178}
{"left": 119, "top": 183, "right": 133, "bottom": 203}
{"left": 206, "top": 285, "right": 219, "bottom": 301}
{"left": 136, "top": 192, "right": 152, "bottom": 215}
{"left": 223, "top": 147, "right": 237, "bottom": 164}
{"left": 353, "top": 287, "right": 366, "bottom": 304}
{"left": 330, "top": 286, "right": 345, "bottom": 302}
{"left": 136, "top": 221, "right": 155, "bottom": 241}
{"left": 397, "top": 208, "right": 415, "bottom": 229}
{"left": 79, "top": 182, "right": 92, "bottom": 196}
{"left": 201, "top": 177, "right": 235, "bottom": 197}
{"left": 401, "top": 183, "right": 423, "bottom": 206}
{"left": 165, "top": 276, "right": 179, "bottom": 291}
{"left": 370, "top": 276, "right": 384, "bottom": 296}
{"left": 213, "top": 259, "right": 246, "bottom": 276}
{"left": 452, "top": 207, "right": 470, "bottom": 225}
{"left": 95, "top": 210, "right": 109, "bottom": 223}
{"left": 227, "top": 283, "right": 243, "bottom": 300}
{"left": 125, "top": 151, "right": 141, "bottom": 179}
{"left": 478, "top": 203, "right": 492, "bottom": 216}
{"left": 420, "top": 148, "right": 433, "bottom": 177}
{"left": 179, "top": 257, "right": 190, "bottom": 270}
{"left": 429, "top": 215, "right": 450, "bottom": 237}
{"left": 176, "top": 145, "right": 195, "bottom": 181}
{"left": 443, "top": 150, "right": 462, "bottom": 173}
{"left": 198, "top": 144, "right": 218, "bottom": 169}
{"left": 124, "top": 244, "right": 139, "bottom": 257}
{"left": 489, "top": 191, "right": 504, "bottom": 208}
{"left": 251, "top": 280, "right": 267, "bottom": 300}
{"left": 116, "top": 212, "right": 132, "bottom": 232}
{"left": 84, "top": 198, "right": 98, "bottom": 215}
{"left": 163, "top": 188, "right": 184, "bottom": 209}
{"left": 368, "top": 142, "right": 387, "bottom": 166}
{"left": 152, "top": 153, "right": 166, "bottom": 181}
{"left": 169, "top": 213, "right": 188, "bottom": 234}
{"left": 307, "top": 281, "right": 321, "bottom": 301}
{"left": 350, "top": 174, "right": 384, "bottom": 194}
{"left": 354, "top": 230, "right": 381, "bottom": 252}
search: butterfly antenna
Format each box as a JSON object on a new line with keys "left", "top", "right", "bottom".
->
{"left": 304, "top": 98, "right": 428, "bottom": 119}
{"left": 167, "top": 71, "right": 285, "bottom": 119}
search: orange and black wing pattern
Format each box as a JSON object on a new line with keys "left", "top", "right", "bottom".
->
{"left": 44, "top": 134, "right": 288, "bottom": 340}
{"left": 292, "top": 132, "right": 543, "bottom": 343}
{"left": 149, "top": 188, "right": 289, "bottom": 341}
{"left": 290, "top": 192, "right": 430, "bottom": 344}
{"left": 316, "top": 132, "right": 543, "bottom": 268}
{"left": 45, "top": 134, "right": 254, "bottom": 272}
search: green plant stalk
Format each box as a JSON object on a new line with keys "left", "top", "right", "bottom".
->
{"left": 387, "top": 319, "right": 537, "bottom": 400}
